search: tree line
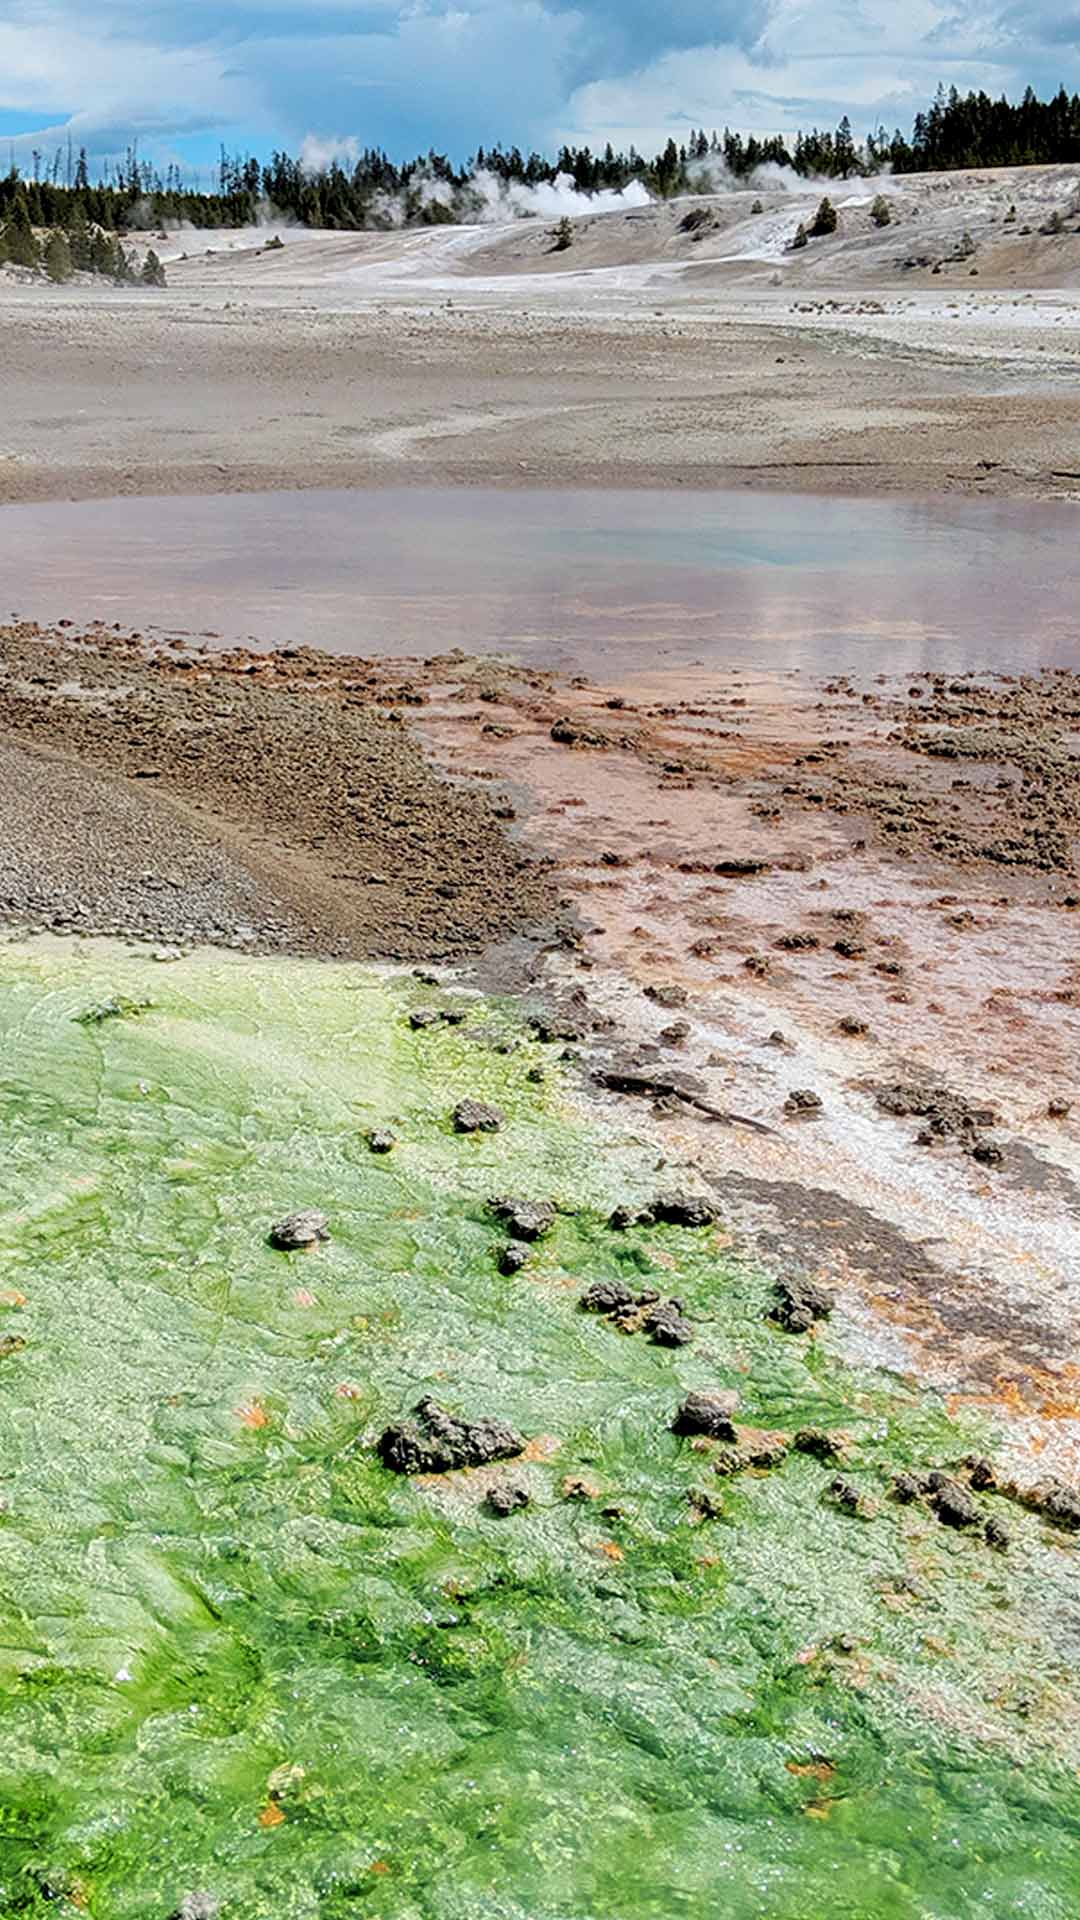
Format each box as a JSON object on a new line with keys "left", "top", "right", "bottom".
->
{"left": 2, "top": 82, "right": 1080, "bottom": 241}
{"left": 0, "top": 187, "right": 166, "bottom": 283}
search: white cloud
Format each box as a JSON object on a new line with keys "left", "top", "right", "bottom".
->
{"left": 0, "top": 0, "right": 1077, "bottom": 172}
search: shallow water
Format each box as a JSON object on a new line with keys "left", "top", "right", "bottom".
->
{"left": 2, "top": 488, "right": 1079, "bottom": 674}
{"left": 2, "top": 940, "right": 1079, "bottom": 1918}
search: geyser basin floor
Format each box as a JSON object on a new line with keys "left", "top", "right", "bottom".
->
{"left": 1, "top": 940, "right": 1079, "bottom": 1919}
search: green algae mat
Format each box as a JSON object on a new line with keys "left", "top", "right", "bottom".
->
{"left": 0, "top": 941, "right": 1078, "bottom": 1919}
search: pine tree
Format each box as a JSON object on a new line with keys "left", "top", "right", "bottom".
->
{"left": 835, "top": 115, "right": 856, "bottom": 177}
{"left": 551, "top": 215, "right": 574, "bottom": 251}
{"left": 809, "top": 196, "right": 838, "bottom": 237}
{"left": 43, "top": 229, "right": 73, "bottom": 281}
{"left": 790, "top": 222, "right": 809, "bottom": 250}
{"left": 67, "top": 209, "right": 92, "bottom": 269}
{"left": 140, "top": 247, "right": 166, "bottom": 286}
{"left": 89, "top": 227, "right": 119, "bottom": 276}
{"left": 3, "top": 192, "right": 40, "bottom": 269}
{"left": 870, "top": 194, "right": 892, "bottom": 227}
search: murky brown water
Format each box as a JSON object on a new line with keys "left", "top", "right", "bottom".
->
{"left": 1, "top": 486, "right": 1078, "bottom": 673}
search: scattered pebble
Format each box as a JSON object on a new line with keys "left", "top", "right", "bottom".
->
{"left": 486, "top": 1482, "right": 530, "bottom": 1517}
{"left": 453, "top": 1099, "right": 504, "bottom": 1133}
{"left": 784, "top": 1088, "right": 823, "bottom": 1116}
{"left": 268, "top": 1209, "right": 330, "bottom": 1251}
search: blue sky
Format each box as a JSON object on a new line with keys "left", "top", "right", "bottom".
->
{"left": 1, "top": 0, "right": 1078, "bottom": 181}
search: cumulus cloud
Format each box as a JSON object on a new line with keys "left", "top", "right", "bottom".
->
{"left": 0, "top": 0, "right": 1078, "bottom": 175}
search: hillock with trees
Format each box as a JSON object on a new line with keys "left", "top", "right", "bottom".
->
{"left": 0, "top": 182, "right": 164, "bottom": 284}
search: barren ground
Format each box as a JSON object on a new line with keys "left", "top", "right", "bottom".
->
{"left": 2, "top": 162, "right": 1080, "bottom": 505}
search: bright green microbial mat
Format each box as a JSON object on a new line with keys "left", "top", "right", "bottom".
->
{"left": 0, "top": 941, "right": 1078, "bottom": 1919}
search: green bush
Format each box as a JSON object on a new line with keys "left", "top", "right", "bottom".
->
{"left": 551, "top": 215, "right": 574, "bottom": 252}
{"left": 870, "top": 194, "right": 892, "bottom": 228}
{"left": 808, "top": 196, "right": 838, "bottom": 237}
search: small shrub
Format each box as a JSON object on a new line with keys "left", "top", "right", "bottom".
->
{"left": 140, "top": 248, "right": 166, "bottom": 287}
{"left": 870, "top": 194, "right": 892, "bottom": 228}
{"left": 809, "top": 196, "right": 838, "bottom": 237}
{"left": 751, "top": 198, "right": 764, "bottom": 215}
{"left": 1041, "top": 209, "right": 1065, "bottom": 236}
{"left": 956, "top": 229, "right": 976, "bottom": 259}
{"left": 1004, "top": 202, "right": 1017, "bottom": 223}
{"left": 789, "top": 222, "right": 809, "bottom": 251}
{"left": 263, "top": 234, "right": 284, "bottom": 251}
{"left": 551, "top": 215, "right": 574, "bottom": 252}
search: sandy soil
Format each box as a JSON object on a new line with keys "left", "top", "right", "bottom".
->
{"left": 1, "top": 162, "right": 1080, "bottom": 506}
{"left": 0, "top": 620, "right": 557, "bottom": 960}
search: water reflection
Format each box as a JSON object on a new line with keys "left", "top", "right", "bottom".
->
{"left": 1, "top": 486, "right": 1077, "bottom": 674}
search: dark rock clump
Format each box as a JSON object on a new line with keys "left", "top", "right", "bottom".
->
{"left": 498, "top": 1241, "right": 531, "bottom": 1276}
{"left": 929, "top": 1476, "right": 980, "bottom": 1529}
{"left": 486, "top": 1483, "right": 530, "bottom": 1517}
{"left": 581, "top": 1279, "right": 637, "bottom": 1315}
{"left": 408, "top": 1006, "right": 467, "bottom": 1031}
{"left": 582, "top": 1281, "right": 692, "bottom": 1347}
{"left": 488, "top": 1196, "right": 557, "bottom": 1240}
{"left": 672, "top": 1391, "right": 739, "bottom": 1441}
{"left": 872, "top": 1078, "right": 1003, "bottom": 1166}
{"left": 654, "top": 1192, "right": 718, "bottom": 1228}
{"left": 268, "top": 1209, "right": 330, "bottom": 1250}
{"left": 984, "top": 1516, "right": 1011, "bottom": 1551}
{"left": 769, "top": 1275, "right": 834, "bottom": 1334}
{"left": 891, "top": 1471, "right": 924, "bottom": 1504}
{"left": 366, "top": 1128, "right": 397, "bottom": 1154}
{"left": 378, "top": 1397, "right": 524, "bottom": 1475}
{"left": 550, "top": 716, "right": 621, "bottom": 748}
{"left": 826, "top": 1477, "right": 864, "bottom": 1516}
{"left": 641, "top": 1300, "right": 694, "bottom": 1347}
{"left": 1020, "top": 1479, "right": 1080, "bottom": 1532}
{"left": 453, "top": 1099, "right": 504, "bottom": 1134}
{"left": 608, "top": 1191, "right": 717, "bottom": 1231}
{"left": 793, "top": 1429, "right": 844, "bottom": 1462}
{"left": 964, "top": 1455, "right": 997, "bottom": 1491}
{"left": 784, "top": 1088, "right": 823, "bottom": 1116}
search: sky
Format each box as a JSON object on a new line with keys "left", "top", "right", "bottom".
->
{"left": 0, "top": 0, "right": 1078, "bottom": 181}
